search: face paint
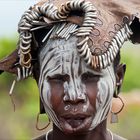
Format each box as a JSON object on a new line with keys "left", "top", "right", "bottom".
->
{"left": 41, "top": 80, "right": 60, "bottom": 127}
{"left": 38, "top": 35, "right": 116, "bottom": 132}
{"left": 38, "top": 36, "right": 88, "bottom": 130}
{"left": 89, "top": 66, "right": 116, "bottom": 130}
{"left": 63, "top": 80, "right": 87, "bottom": 102}
{"left": 64, "top": 105, "right": 71, "bottom": 111}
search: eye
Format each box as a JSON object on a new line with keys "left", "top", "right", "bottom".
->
{"left": 47, "top": 74, "right": 69, "bottom": 83}
{"left": 81, "top": 72, "right": 100, "bottom": 83}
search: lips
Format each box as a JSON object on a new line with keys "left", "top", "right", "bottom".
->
{"left": 66, "top": 118, "right": 85, "bottom": 128}
{"left": 63, "top": 115, "right": 88, "bottom": 128}
{"left": 59, "top": 114, "right": 92, "bottom": 134}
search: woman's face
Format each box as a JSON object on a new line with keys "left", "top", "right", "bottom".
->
{"left": 38, "top": 36, "right": 116, "bottom": 134}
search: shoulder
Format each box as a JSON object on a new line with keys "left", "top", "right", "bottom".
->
{"left": 32, "top": 134, "right": 46, "bottom": 140}
{"left": 33, "top": 129, "right": 52, "bottom": 140}
{"left": 113, "top": 133, "right": 128, "bottom": 140}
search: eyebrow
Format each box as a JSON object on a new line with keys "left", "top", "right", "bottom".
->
{"left": 84, "top": 69, "right": 103, "bottom": 76}
{"left": 47, "top": 74, "right": 70, "bottom": 80}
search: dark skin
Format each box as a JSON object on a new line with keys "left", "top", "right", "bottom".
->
{"left": 48, "top": 121, "right": 110, "bottom": 140}
{"left": 40, "top": 64, "right": 126, "bottom": 140}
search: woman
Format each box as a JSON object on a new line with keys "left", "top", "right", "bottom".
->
{"left": 0, "top": 0, "right": 140, "bottom": 139}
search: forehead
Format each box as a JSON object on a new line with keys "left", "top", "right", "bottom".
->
{"left": 39, "top": 36, "right": 114, "bottom": 77}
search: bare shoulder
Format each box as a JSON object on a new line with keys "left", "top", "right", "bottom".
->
{"left": 113, "top": 133, "right": 128, "bottom": 140}
{"left": 32, "top": 134, "right": 46, "bottom": 140}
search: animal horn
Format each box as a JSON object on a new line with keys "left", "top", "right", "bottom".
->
{"left": 0, "top": 49, "right": 18, "bottom": 75}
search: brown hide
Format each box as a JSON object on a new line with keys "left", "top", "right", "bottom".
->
{"left": 0, "top": 0, "right": 139, "bottom": 74}
{"left": 36, "top": 0, "right": 140, "bottom": 44}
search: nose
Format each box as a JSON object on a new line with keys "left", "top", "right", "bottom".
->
{"left": 63, "top": 93, "right": 87, "bottom": 104}
{"left": 63, "top": 79, "right": 87, "bottom": 104}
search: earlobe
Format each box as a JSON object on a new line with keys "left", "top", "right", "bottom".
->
{"left": 114, "top": 64, "right": 126, "bottom": 97}
{"left": 116, "top": 64, "right": 126, "bottom": 84}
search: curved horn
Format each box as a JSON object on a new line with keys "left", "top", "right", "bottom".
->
{"left": 130, "top": 16, "right": 140, "bottom": 44}
{"left": 0, "top": 49, "right": 18, "bottom": 75}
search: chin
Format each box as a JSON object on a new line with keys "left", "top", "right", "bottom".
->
{"left": 59, "top": 115, "right": 93, "bottom": 134}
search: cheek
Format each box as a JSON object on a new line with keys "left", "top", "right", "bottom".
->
{"left": 85, "top": 83, "right": 98, "bottom": 108}
{"left": 49, "top": 82, "right": 64, "bottom": 110}
{"left": 96, "top": 76, "right": 114, "bottom": 109}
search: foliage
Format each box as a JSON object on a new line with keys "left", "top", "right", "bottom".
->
{"left": 121, "top": 42, "right": 140, "bottom": 92}
{"left": 109, "top": 103, "right": 140, "bottom": 140}
{"left": 0, "top": 36, "right": 17, "bottom": 59}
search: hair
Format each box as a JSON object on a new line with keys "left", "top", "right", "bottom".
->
{"left": 114, "top": 51, "right": 121, "bottom": 72}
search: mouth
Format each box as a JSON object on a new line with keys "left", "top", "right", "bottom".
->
{"left": 59, "top": 114, "right": 92, "bottom": 134}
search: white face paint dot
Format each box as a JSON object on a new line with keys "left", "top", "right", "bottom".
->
{"left": 64, "top": 105, "right": 71, "bottom": 111}
{"left": 83, "top": 105, "right": 88, "bottom": 112}
{"left": 73, "top": 108, "right": 78, "bottom": 112}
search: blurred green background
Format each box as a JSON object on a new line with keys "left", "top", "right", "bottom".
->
{"left": 0, "top": 37, "right": 140, "bottom": 140}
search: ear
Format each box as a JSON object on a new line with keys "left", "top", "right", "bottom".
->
{"left": 114, "top": 64, "right": 126, "bottom": 97}
{"left": 39, "top": 98, "right": 46, "bottom": 114}
{"left": 0, "top": 49, "right": 18, "bottom": 75}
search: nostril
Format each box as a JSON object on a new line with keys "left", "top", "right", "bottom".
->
{"left": 63, "top": 94, "right": 69, "bottom": 101}
{"left": 75, "top": 97, "right": 86, "bottom": 104}
{"left": 63, "top": 94, "right": 87, "bottom": 104}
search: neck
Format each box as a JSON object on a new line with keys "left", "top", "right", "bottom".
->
{"left": 48, "top": 120, "right": 111, "bottom": 140}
